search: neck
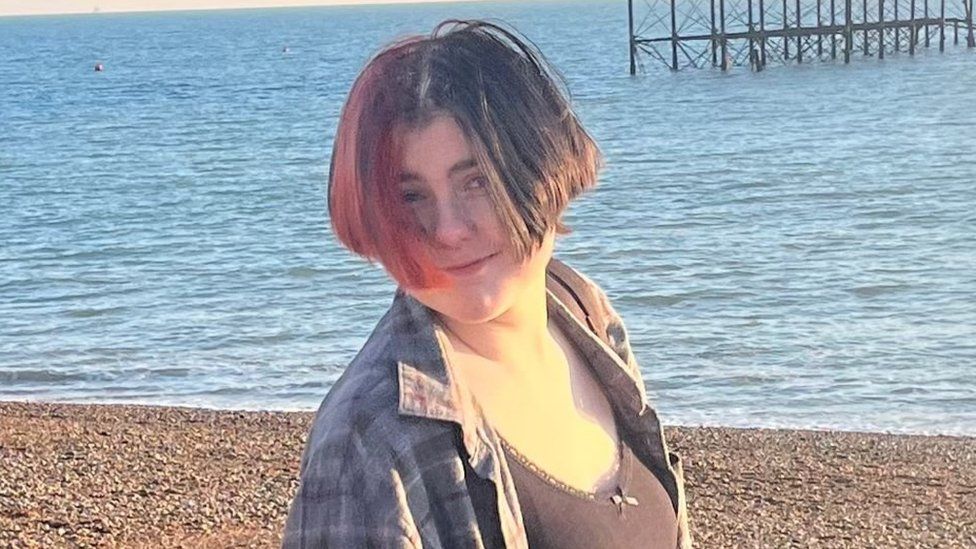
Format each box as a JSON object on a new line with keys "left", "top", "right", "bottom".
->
{"left": 437, "top": 271, "right": 561, "bottom": 378}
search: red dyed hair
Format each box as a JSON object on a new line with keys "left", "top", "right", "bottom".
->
{"left": 328, "top": 37, "right": 447, "bottom": 288}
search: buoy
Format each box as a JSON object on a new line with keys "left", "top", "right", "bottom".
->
{"left": 94, "top": 63, "right": 104, "bottom": 72}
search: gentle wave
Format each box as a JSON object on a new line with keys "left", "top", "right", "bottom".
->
{"left": 1, "top": 1, "right": 974, "bottom": 435}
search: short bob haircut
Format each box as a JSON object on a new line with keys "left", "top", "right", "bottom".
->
{"left": 329, "top": 20, "right": 602, "bottom": 289}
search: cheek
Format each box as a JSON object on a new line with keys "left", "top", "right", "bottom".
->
{"left": 406, "top": 196, "right": 496, "bottom": 239}
{"left": 474, "top": 211, "right": 509, "bottom": 249}
{"left": 410, "top": 202, "right": 436, "bottom": 235}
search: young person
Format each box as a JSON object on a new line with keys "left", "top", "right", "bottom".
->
{"left": 283, "top": 20, "right": 691, "bottom": 549}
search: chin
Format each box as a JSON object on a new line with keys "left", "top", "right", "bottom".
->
{"left": 444, "top": 299, "right": 507, "bottom": 325}
{"left": 406, "top": 234, "right": 554, "bottom": 326}
{"left": 410, "top": 283, "right": 512, "bottom": 325}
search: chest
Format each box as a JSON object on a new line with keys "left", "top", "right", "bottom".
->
{"left": 452, "top": 339, "right": 623, "bottom": 495}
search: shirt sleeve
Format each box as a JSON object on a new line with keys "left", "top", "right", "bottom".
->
{"left": 281, "top": 426, "right": 423, "bottom": 549}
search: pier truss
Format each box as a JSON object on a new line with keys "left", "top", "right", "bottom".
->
{"left": 627, "top": 0, "right": 976, "bottom": 71}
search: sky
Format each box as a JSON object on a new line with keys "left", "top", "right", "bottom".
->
{"left": 0, "top": 0, "right": 479, "bottom": 17}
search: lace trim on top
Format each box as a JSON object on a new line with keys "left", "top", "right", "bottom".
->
{"left": 498, "top": 435, "right": 631, "bottom": 504}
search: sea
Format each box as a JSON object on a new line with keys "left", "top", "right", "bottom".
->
{"left": 1, "top": 0, "right": 974, "bottom": 436}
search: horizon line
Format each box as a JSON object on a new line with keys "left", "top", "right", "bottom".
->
{"left": 0, "top": 0, "right": 490, "bottom": 19}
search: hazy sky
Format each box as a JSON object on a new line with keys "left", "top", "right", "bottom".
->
{"left": 0, "top": 0, "right": 478, "bottom": 17}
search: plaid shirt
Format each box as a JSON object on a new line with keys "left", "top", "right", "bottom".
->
{"left": 283, "top": 265, "right": 692, "bottom": 548}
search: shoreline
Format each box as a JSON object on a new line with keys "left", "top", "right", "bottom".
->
{"left": 2, "top": 401, "right": 974, "bottom": 547}
{"left": 5, "top": 397, "right": 969, "bottom": 439}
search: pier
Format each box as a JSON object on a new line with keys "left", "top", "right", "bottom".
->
{"left": 627, "top": 0, "right": 976, "bottom": 71}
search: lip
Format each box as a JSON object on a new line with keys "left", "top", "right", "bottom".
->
{"left": 441, "top": 253, "right": 499, "bottom": 277}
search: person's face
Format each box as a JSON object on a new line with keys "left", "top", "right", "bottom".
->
{"left": 397, "top": 114, "right": 553, "bottom": 325}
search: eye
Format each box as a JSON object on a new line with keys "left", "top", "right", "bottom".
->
{"left": 464, "top": 176, "right": 489, "bottom": 193}
{"left": 401, "top": 189, "right": 426, "bottom": 204}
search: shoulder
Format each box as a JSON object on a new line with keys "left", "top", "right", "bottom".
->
{"left": 297, "top": 366, "right": 400, "bottom": 510}
{"left": 284, "top": 294, "right": 476, "bottom": 547}
{"left": 285, "top": 348, "right": 431, "bottom": 547}
{"left": 302, "top": 318, "right": 400, "bottom": 462}
{"left": 550, "top": 258, "right": 638, "bottom": 371}
{"left": 579, "top": 270, "right": 632, "bottom": 353}
{"left": 297, "top": 302, "right": 459, "bottom": 486}
{"left": 300, "top": 353, "right": 406, "bottom": 478}
{"left": 549, "top": 258, "right": 628, "bottom": 336}
{"left": 549, "top": 258, "right": 618, "bottom": 312}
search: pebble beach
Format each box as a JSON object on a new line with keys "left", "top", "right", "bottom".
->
{"left": 1, "top": 401, "right": 974, "bottom": 548}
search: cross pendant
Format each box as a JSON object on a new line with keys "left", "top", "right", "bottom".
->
{"left": 611, "top": 489, "right": 639, "bottom": 516}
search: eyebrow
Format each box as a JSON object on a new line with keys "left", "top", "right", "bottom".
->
{"left": 399, "top": 158, "right": 479, "bottom": 183}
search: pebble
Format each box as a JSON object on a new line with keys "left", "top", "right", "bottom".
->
{"left": 2, "top": 401, "right": 973, "bottom": 547}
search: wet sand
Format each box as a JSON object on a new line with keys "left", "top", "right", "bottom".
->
{"left": 1, "top": 401, "right": 973, "bottom": 547}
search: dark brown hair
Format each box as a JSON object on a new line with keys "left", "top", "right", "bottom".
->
{"left": 329, "top": 20, "right": 602, "bottom": 288}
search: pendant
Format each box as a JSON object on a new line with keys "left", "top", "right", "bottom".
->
{"left": 611, "top": 487, "right": 639, "bottom": 516}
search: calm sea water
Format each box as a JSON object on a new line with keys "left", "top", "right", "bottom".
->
{"left": 1, "top": 1, "right": 974, "bottom": 436}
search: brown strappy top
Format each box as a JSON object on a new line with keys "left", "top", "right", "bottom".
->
{"left": 498, "top": 436, "right": 678, "bottom": 549}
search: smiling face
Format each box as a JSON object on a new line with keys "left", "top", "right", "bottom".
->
{"left": 398, "top": 115, "right": 554, "bottom": 325}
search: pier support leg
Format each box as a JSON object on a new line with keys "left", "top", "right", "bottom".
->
{"left": 628, "top": 0, "right": 636, "bottom": 75}
{"left": 895, "top": 0, "right": 900, "bottom": 51}
{"left": 846, "top": 0, "right": 854, "bottom": 61}
{"left": 910, "top": 0, "right": 917, "bottom": 53}
{"left": 879, "top": 0, "right": 885, "bottom": 59}
{"left": 818, "top": 0, "right": 824, "bottom": 56}
{"left": 760, "top": 0, "right": 768, "bottom": 66}
{"left": 671, "top": 0, "right": 679, "bottom": 70}
{"left": 969, "top": 0, "right": 975, "bottom": 47}
{"left": 748, "top": 0, "right": 757, "bottom": 70}
{"left": 721, "top": 0, "right": 729, "bottom": 69}
{"left": 864, "top": 0, "right": 870, "bottom": 54}
{"left": 832, "top": 0, "right": 838, "bottom": 58}
{"left": 939, "top": 0, "right": 946, "bottom": 51}
{"left": 797, "top": 0, "right": 804, "bottom": 62}
{"left": 784, "top": 0, "right": 790, "bottom": 59}
{"left": 711, "top": 0, "right": 718, "bottom": 66}
{"left": 925, "top": 0, "right": 930, "bottom": 47}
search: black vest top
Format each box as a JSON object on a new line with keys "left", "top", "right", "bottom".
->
{"left": 499, "top": 437, "right": 677, "bottom": 549}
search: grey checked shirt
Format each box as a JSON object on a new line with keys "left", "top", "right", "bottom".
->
{"left": 283, "top": 263, "right": 692, "bottom": 548}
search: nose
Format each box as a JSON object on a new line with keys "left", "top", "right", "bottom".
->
{"left": 428, "top": 195, "right": 475, "bottom": 249}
